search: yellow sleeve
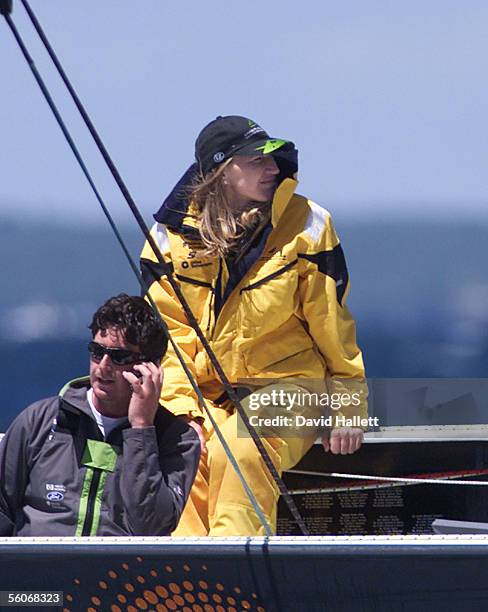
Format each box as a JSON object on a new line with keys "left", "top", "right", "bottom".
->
{"left": 140, "top": 225, "right": 203, "bottom": 419}
{"left": 298, "top": 209, "right": 368, "bottom": 426}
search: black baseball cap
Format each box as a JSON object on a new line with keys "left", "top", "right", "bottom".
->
{"left": 195, "top": 115, "right": 294, "bottom": 175}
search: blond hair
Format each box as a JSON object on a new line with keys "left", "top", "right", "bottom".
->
{"left": 189, "top": 160, "right": 270, "bottom": 259}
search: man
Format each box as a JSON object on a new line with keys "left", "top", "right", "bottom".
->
{"left": 0, "top": 294, "right": 200, "bottom": 536}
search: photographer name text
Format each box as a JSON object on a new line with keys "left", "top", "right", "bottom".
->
{"left": 249, "top": 415, "right": 379, "bottom": 428}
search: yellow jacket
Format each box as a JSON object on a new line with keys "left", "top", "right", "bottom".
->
{"left": 141, "top": 174, "right": 367, "bottom": 423}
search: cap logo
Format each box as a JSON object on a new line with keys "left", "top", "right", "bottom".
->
{"left": 255, "top": 139, "right": 287, "bottom": 155}
{"left": 244, "top": 125, "right": 265, "bottom": 139}
{"left": 213, "top": 152, "right": 225, "bottom": 163}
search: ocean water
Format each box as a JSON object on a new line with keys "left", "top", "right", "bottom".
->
{"left": 1, "top": 339, "right": 87, "bottom": 431}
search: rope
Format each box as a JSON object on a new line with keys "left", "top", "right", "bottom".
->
{"left": 287, "top": 471, "right": 488, "bottom": 495}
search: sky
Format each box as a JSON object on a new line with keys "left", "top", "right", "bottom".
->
{"left": 1, "top": 0, "right": 488, "bottom": 225}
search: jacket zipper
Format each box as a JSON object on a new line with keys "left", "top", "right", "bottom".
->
{"left": 239, "top": 259, "right": 298, "bottom": 293}
{"left": 206, "top": 293, "right": 213, "bottom": 334}
{"left": 81, "top": 468, "right": 101, "bottom": 536}
{"left": 205, "top": 288, "right": 216, "bottom": 376}
{"left": 210, "top": 259, "right": 223, "bottom": 341}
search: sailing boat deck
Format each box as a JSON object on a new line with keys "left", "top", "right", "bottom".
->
{"left": 2, "top": 534, "right": 488, "bottom": 611}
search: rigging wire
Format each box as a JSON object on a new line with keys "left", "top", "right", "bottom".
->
{"left": 3, "top": 0, "right": 309, "bottom": 535}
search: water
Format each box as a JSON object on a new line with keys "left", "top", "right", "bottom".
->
{"left": 0, "top": 339, "right": 87, "bottom": 431}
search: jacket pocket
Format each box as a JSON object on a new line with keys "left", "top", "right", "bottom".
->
{"left": 243, "top": 320, "right": 317, "bottom": 376}
{"left": 238, "top": 260, "right": 299, "bottom": 338}
{"left": 240, "top": 259, "right": 298, "bottom": 293}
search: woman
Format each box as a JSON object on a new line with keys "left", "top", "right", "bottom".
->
{"left": 141, "top": 115, "right": 367, "bottom": 536}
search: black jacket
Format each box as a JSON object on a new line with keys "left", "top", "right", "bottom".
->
{"left": 0, "top": 378, "right": 200, "bottom": 536}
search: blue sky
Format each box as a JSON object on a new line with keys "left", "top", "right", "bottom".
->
{"left": 1, "top": 0, "right": 488, "bottom": 224}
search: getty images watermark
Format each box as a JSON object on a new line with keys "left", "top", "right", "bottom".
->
{"left": 236, "top": 379, "right": 379, "bottom": 438}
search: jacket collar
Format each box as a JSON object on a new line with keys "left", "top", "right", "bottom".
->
{"left": 58, "top": 376, "right": 94, "bottom": 418}
{"left": 271, "top": 177, "right": 298, "bottom": 228}
{"left": 58, "top": 377, "right": 131, "bottom": 444}
{"left": 153, "top": 163, "right": 200, "bottom": 236}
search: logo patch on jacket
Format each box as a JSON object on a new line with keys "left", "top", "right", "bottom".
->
{"left": 46, "top": 491, "right": 64, "bottom": 502}
{"left": 45, "top": 483, "right": 66, "bottom": 504}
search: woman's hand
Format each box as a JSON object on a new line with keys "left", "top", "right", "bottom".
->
{"left": 322, "top": 427, "right": 363, "bottom": 454}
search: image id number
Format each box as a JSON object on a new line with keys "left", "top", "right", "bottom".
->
{"left": 0, "top": 591, "right": 63, "bottom": 607}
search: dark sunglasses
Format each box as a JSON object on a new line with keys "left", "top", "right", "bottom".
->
{"left": 88, "top": 341, "right": 149, "bottom": 366}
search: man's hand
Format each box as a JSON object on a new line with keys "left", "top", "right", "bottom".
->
{"left": 178, "top": 416, "right": 207, "bottom": 455}
{"left": 322, "top": 427, "right": 364, "bottom": 454}
{"left": 122, "top": 362, "right": 163, "bottom": 428}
